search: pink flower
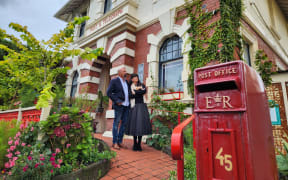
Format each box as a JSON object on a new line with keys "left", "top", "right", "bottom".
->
{"left": 21, "top": 143, "right": 26, "bottom": 146}
{"left": 9, "top": 160, "right": 15, "bottom": 167}
{"left": 52, "top": 153, "right": 56, "bottom": 157}
{"left": 30, "top": 151, "right": 33, "bottom": 155}
{"left": 14, "top": 140, "right": 19, "bottom": 146}
{"left": 5, "top": 162, "right": 10, "bottom": 168}
{"left": 20, "top": 124, "right": 25, "bottom": 130}
{"left": 12, "top": 157, "right": 18, "bottom": 161}
{"left": 15, "top": 151, "right": 20, "bottom": 155}
{"left": 50, "top": 157, "right": 55, "bottom": 162}
{"left": 34, "top": 163, "right": 39, "bottom": 168}
{"left": 66, "top": 144, "right": 71, "bottom": 148}
{"left": 53, "top": 112, "right": 56, "bottom": 114}
{"left": 30, "top": 127, "right": 34, "bottom": 131}
{"left": 55, "top": 148, "right": 61, "bottom": 154}
{"left": 217, "top": 49, "right": 221, "bottom": 53}
{"left": 27, "top": 145, "right": 31, "bottom": 147}
{"left": 8, "top": 140, "right": 13, "bottom": 145}
{"left": 40, "top": 157, "right": 45, "bottom": 161}
{"left": 23, "top": 167, "right": 27, "bottom": 172}
{"left": 57, "top": 164, "right": 61, "bottom": 168}
{"left": 54, "top": 127, "right": 66, "bottom": 137}
{"left": 41, "top": 163, "right": 44, "bottom": 166}
{"left": 40, "top": 154, "right": 44, "bottom": 157}
{"left": 7, "top": 148, "right": 10, "bottom": 153}
{"left": 27, "top": 156, "right": 32, "bottom": 160}
{"left": 50, "top": 169, "right": 53, "bottom": 173}
{"left": 6, "top": 153, "right": 13, "bottom": 158}
{"left": 10, "top": 146, "right": 16, "bottom": 151}
{"left": 58, "top": 159, "right": 63, "bottom": 164}
{"left": 15, "top": 132, "right": 21, "bottom": 138}
{"left": 8, "top": 172, "right": 12, "bottom": 175}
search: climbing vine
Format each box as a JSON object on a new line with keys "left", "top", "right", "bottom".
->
{"left": 182, "top": 0, "right": 243, "bottom": 94}
{"left": 255, "top": 50, "right": 276, "bottom": 87}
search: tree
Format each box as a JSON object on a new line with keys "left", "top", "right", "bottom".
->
{"left": 0, "top": 17, "right": 103, "bottom": 109}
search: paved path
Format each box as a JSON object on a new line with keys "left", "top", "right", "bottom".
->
{"left": 95, "top": 134, "right": 176, "bottom": 180}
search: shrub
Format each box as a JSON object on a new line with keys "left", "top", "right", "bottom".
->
{"left": 0, "top": 120, "right": 19, "bottom": 169}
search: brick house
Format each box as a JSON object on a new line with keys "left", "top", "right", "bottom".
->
{"left": 55, "top": 0, "right": 288, "bottom": 148}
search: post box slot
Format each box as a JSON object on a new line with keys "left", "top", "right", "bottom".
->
{"left": 196, "top": 78, "right": 241, "bottom": 92}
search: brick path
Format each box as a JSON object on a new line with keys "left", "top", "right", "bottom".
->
{"left": 95, "top": 134, "right": 176, "bottom": 180}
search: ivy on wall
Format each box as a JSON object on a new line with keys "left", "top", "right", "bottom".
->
{"left": 182, "top": 0, "right": 243, "bottom": 94}
{"left": 255, "top": 49, "right": 277, "bottom": 87}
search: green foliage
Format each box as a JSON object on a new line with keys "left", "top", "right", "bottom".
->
{"left": 40, "top": 106, "right": 115, "bottom": 170}
{"left": 277, "top": 141, "right": 288, "bottom": 178}
{"left": 183, "top": 0, "right": 243, "bottom": 94}
{"left": 0, "top": 120, "right": 19, "bottom": 169}
{"left": 0, "top": 16, "right": 103, "bottom": 109}
{"left": 255, "top": 50, "right": 276, "bottom": 87}
{"left": 0, "top": 39, "right": 20, "bottom": 61}
{"left": 146, "top": 92, "right": 189, "bottom": 150}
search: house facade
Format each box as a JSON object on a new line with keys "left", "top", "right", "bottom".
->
{"left": 55, "top": 0, "right": 288, "bottom": 150}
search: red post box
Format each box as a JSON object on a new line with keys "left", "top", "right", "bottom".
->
{"left": 194, "top": 61, "right": 278, "bottom": 180}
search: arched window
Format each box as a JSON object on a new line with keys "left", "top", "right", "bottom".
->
{"left": 159, "top": 35, "right": 183, "bottom": 92}
{"left": 104, "top": 0, "right": 112, "bottom": 14}
{"left": 70, "top": 72, "right": 79, "bottom": 97}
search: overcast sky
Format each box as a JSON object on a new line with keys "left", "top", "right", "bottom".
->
{"left": 0, "top": 0, "right": 69, "bottom": 41}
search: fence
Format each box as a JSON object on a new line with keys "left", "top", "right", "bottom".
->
{"left": 0, "top": 107, "right": 41, "bottom": 125}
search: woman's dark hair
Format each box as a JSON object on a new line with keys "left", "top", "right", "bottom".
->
{"left": 130, "top": 73, "right": 141, "bottom": 86}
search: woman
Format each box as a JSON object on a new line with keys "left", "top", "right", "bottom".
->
{"left": 126, "top": 74, "right": 152, "bottom": 151}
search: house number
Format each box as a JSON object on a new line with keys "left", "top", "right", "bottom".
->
{"left": 215, "top": 147, "right": 233, "bottom": 172}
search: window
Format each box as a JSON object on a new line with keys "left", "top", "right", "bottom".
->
{"left": 104, "top": 0, "right": 112, "bottom": 14}
{"left": 159, "top": 35, "right": 183, "bottom": 92}
{"left": 243, "top": 42, "right": 251, "bottom": 66}
{"left": 79, "top": 12, "right": 87, "bottom": 37}
{"left": 70, "top": 72, "right": 79, "bottom": 97}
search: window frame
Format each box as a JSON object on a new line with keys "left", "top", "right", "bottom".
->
{"left": 104, "top": 0, "right": 112, "bottom": 14}
{"left": 159, "top": 35, "right": 183, "bottom": 92}
{"left": 70, "top": 72, "right": 79, "bottom": 97}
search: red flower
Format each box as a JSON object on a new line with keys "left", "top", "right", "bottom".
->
{"left": 40, "top": 157, "right": 45, "bottom": 161}
{"left": 52, "top": 153, "right": 56, "bottom": 157}
{"left": 27, "top": 156, "right": 32, "bottom": 161}
{"left": 50, "top": 169, "right": 53, "bottom": 173}
{"left": 71, "top": 123, "right": 81, "bottom": 129}
{"left": 34, "top": 163, "right": 39, "bottom": 168}
{"left": 49, "top": 157, "right": 55, "bottom": 162}
{"left": 54, "top": 127, "right": 66, "bottom": 137}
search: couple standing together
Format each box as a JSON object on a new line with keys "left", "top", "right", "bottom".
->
{"left": 106, "top": 67, "right": 152, "bottom": 151}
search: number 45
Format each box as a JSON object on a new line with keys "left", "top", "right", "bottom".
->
{"left": 215, "top": 147, "right": 233, "bottom": 172}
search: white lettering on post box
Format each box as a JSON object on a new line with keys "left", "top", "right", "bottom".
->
{"left": 205, "top": 94, "right": 233, "bottom": 109}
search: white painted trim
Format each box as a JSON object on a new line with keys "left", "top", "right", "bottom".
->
{"left": 78, "top": 63, "right": 102, "bottom": 72}
{"left": 110, "top": 47, "right": 135, "bottom": 62}
{"left": 110, "top": 65, "right": 134, "bottom": 76}
{"left": 90, "top": 112, "right": 96, "bottom": 119}
{"left": 107, "top": 31, "right": 136, "bottom": 55}
{"left": 105, "top": 110, "right": 115, "bottom": 118}
{"left": 79, "top": 76, "right": 100, "bottom": 84}
{"left": 102, "top": 130, "right": 134, "bottom": 140}
{"left": 77, "top": 93, "right": 98, "bottom": 100}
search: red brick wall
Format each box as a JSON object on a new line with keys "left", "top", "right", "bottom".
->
{"left": 105, "top": 30, "right": 136, "bottom": 54}
{"left": 134, "top": 22, "right": 162, "bottom": 84}
{"left": 79, "top": 82, "right": 99, "bottom": 94}
{"left": 80, "top": 69, "right": 100, "bottom": 78}
{"left": 112, "top": 55, "right": 134, "bottom": 68}
{"left": 110, "top": 39, "right": 135, "bottom": 57}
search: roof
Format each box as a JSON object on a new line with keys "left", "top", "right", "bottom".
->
{"left": 275, "top": 0, "right": 288, "bottom": 20}
{"left": 54, "top": 0, "right": 85, "bottom": 22}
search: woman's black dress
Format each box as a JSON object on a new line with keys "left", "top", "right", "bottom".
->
{"left": 125, "top": 84, "right": 152, "bottom": 136}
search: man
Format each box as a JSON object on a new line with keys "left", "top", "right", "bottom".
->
{"left": 107, "top": 67, "right": 130, "bottom": 149}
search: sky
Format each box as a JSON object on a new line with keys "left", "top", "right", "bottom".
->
{"left": 0, "top": 0, "right": 69, "bottom": 41}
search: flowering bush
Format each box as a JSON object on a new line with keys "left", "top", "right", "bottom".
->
{"left": 0, "top": 120, "right": 19, "bottom": 169}
{"left": 40, "top": 107, "right": 115, "bottom": 173}
{"left": 8, "top": 145, "right": 62, "bottom": 179}
{"left": 2, "top": 107, "right": 115, "bottom": 179}
{"left": 3, "top": 122, "right": 39, "bottom": 174}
